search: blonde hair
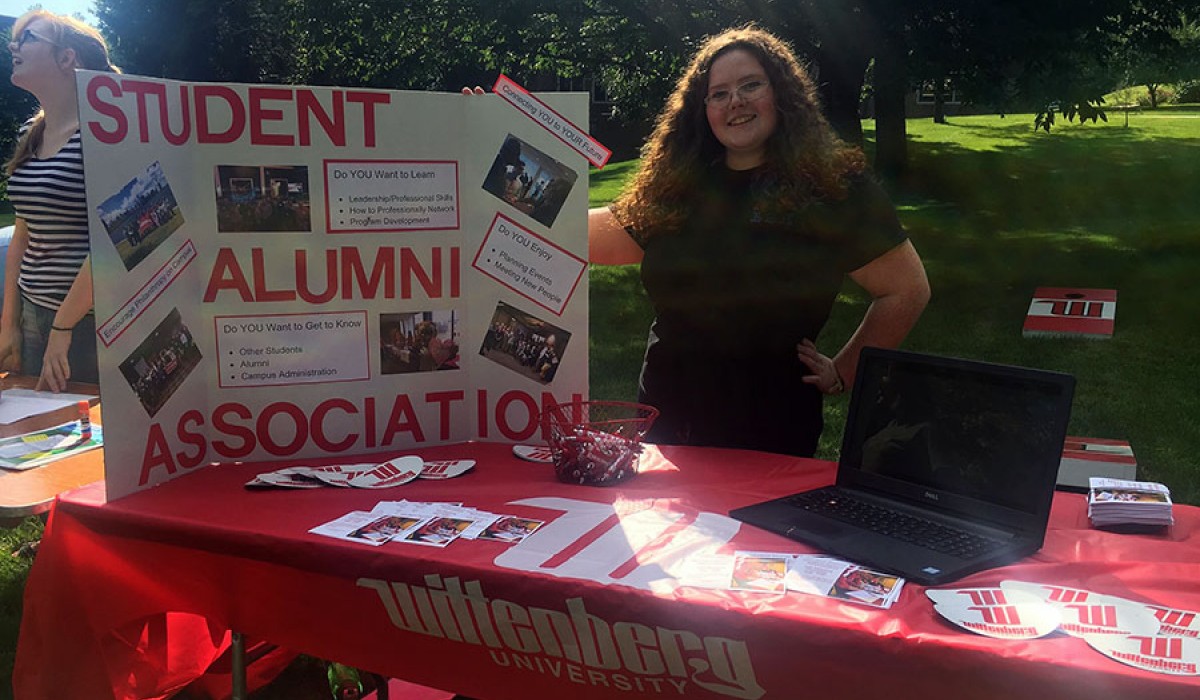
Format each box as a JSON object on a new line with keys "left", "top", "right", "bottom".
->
{"left": 611, "top": 25, "right": 864, "bottom": 240}
{"left": 4, "top": 10, "right": 121, "bottom": 176}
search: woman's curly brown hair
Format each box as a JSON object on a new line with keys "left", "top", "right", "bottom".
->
{"left": 611, "top": 25, "right": 865, "bottom": 240}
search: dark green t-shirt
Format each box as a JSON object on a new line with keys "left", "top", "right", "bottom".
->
{"left": 634, "top": 165, "right": 907, "bottom": 456}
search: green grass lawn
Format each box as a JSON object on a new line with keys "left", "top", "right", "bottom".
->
{"left": 589, "top": 111, "right": 1200, "bottom": 507}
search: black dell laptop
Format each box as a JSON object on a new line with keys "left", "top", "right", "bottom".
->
{"left": 730, "top": 347, "right": 1075, "bottom": 586}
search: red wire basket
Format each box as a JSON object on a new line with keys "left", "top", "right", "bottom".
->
{"left": 543, "top": 400, "right": 659, "bottom": 486}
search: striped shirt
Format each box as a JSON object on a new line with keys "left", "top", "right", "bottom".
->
{"left": 7, "top": 121, "right": 90, "bottom": 310}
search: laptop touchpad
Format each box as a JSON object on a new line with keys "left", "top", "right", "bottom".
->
{"left": 786, "top": 517, "right": 852, "bottom": 539}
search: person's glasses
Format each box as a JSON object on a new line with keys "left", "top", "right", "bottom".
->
{"left": 11, "top": 28, "right": 58, "bottom": 50}
{"left": 704, "top": 80, "right": 770, "bottom": 107}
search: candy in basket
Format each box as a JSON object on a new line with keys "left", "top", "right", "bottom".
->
{"left": 544, "top": 401, "right": 659, "bottom": 485}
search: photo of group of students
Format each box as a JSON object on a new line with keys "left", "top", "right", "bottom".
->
{"left": 379, "top": 310, "right": 461, "bottom": 375}
{"left": 118, "top": 308, "right": 203, "bottom": 417}
{"left": 96, "top": 161, "right": 185, "bottom": 271}
{"left": 479, "top": 301, "right": 570, "bottom": 385}
{"left": 481, "top": 134, "right": 578, "bottom": 228}
{"left": 214, "top": 164, "right": 312, "bottom": 233}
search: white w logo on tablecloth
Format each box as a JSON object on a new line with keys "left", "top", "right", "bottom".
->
{"left": 493, "top": 497, "right": 741, "bottom": 591}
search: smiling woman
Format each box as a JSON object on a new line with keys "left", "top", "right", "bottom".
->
{"left": 1, "top": 10, "right": 119, "bottom": 391}
{"left": 584, "top": 25, "right": 931, "bottom": 459}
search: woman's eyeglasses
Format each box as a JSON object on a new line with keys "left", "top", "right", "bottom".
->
{"left": 11, "top": 28, "right": 58, "bottom": 50}
{"left": 704, "top": 80, "right": 770, "bottom": 107}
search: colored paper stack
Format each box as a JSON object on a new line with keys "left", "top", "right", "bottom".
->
{"left": 1088, "top": 477, "right": 1174, "bottom": 528}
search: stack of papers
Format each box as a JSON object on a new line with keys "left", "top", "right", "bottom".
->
{"left": 0, "top": 389, "right": 94, "bottom": 425}
{"left": 0, "top": 421, "right": 103, "bottom": 471}
{"left": 310, "top": 500, "right": 544, "bottom": 548}
{"left": 678, "top": 552, "right": 906, "bottom": 609}
{"left": 1088, "top": 477, "right": 1174, "bottom": 528}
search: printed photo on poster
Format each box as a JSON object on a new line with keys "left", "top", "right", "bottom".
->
{"left": 118, "top": 308, "right": 203, "bottom": 417}
{"left": 96, "top": 161, "right": 185, "bottom": 271}
{"left": 479, "top": 301, "right": 570, "bottom": 384}
{"left": 380, "top": 310, "right": 461, "bottom": 374}
{"left": 214, "top": 165, "right": 312, "bottom": 233}
{"left": 481, "top": 134, "right": 577, "bottom": 228}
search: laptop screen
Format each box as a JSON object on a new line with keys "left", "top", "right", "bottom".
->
{"left": 841, "top": 349, "right": 1074, "bottom": 517}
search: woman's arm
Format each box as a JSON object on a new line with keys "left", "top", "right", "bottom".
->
{"left": 836, "top": 240, "right": 930, "bottom": 386}
{"left": 588, "top": 206, "right": 644, "bottom": 265}
{"left": 0, "top": 218, "right": 30, "bottom": 371}
{"left": 37, "top": 256, "right": 94, "bottom": 391}
{"left": 797, "top": 240, "right": 930, "bottom": 392}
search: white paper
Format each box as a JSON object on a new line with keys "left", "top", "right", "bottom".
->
{"left": 786, "top": 555, "right": 905, "bottom": 609}
{"left": 0, "top": 389, "right": 94, "bottom": 425}
{"left": 308, "top": 510, "right": 424, "bottom": 546}
{"left": 676, "top": 554, "right": 736, "bottom": 590}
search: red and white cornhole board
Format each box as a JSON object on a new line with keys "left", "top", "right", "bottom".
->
{"left": 1023, "top": 287, "right": 1117, "bottom": 339}
{"left": 1057, "top": 436, "right": 1137, "bottom": 489}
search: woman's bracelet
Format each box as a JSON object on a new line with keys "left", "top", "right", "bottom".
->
{"left": 50, "top": 324, "right": 74, "bottom": 332}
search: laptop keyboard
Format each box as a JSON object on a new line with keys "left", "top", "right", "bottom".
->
{"left": 786, "top": 491, "right": 1008, "bottom": 559}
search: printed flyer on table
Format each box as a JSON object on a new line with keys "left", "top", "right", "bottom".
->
{"left": 76, "top": 72, "right": 591, "bottom": 499}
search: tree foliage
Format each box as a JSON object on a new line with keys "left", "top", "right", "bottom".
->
{"left": 1113, "top": 3, "right": 1200, "bottom": 108}
{"left": 81, "top": 0, "right": 1200, "bottom": 170}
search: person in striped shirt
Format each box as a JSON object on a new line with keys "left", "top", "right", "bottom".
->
{"left": 2, "top": 10, "right": 119, "bottom": 390}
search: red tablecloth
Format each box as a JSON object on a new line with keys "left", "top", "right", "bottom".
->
{"left": 15, "top": 442, "right": 1200, "bottom": 699}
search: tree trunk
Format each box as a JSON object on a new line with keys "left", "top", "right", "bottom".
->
{"left": 815, "top": 47, "right": 871, "bottom": 145}
{"left": 933, "top": 79, "right": 947, "bottom": 124}
{"left": 1147, "top": 83, "right": 1159, "bottom": 109}
{"left": 874, "top": 31, "right": 908, "bottom": 178}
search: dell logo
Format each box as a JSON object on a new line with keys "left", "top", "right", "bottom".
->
{"left": 924, "top": 491, "right": 940, "bottom": 501}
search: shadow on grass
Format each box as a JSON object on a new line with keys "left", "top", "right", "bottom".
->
{"left": 853, "top": 120, "right": 1200, "bottom": 502}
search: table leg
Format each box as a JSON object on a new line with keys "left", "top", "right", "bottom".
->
{"left": 231, "top": 631, "right": 246, "bottom": 700}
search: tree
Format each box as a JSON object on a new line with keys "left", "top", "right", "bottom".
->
{"left": 1115, "top": 4, "right": 1200, "bottom": 108}
{"left": 92, "top": 0, "right": 1200, "bottom": 175}
{"left": 1, "top": 18, "right": 40, "bottom": 209}
{"left": 94, "top": 0, "right": 308, "bottom": 83}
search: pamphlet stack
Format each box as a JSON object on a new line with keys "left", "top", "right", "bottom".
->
{"left": 1088, "top": 477, "right": 1174, "bottom": 528}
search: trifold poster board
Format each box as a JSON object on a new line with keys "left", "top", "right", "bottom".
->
{"left": 76, "top": 71, "right": 591, "bottom": 500}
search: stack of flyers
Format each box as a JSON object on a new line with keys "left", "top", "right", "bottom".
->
{"left": 676, "top": 552, "right": 905, "bottom": 608}
{"left": 247, "top": 458, "right": 475, "bottom": 489}
{"left": 786, "top": 555, "right": 905, "bottom": 609}
{"left": 731, "top": 552, "right": 789, "bottom": 594}
{"left": 1088, "top": 477, "right": 1174, "bottom": 528}
{"left": 309, "top": 500, "right": 544, "bottom": 548}
{"left": 474, "top": 516, "right": 546, "bottom": 543}
{"left": 0, "top": 421, "right": 104, "bottom": 471}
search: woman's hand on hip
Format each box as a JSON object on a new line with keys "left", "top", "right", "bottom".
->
{"left": 797, "top": 339, "right": 845, "bottom": 395}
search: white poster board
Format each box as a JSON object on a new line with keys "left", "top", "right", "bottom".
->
{"left": 76, "top": 72, "right": 589, "bottom": 500}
